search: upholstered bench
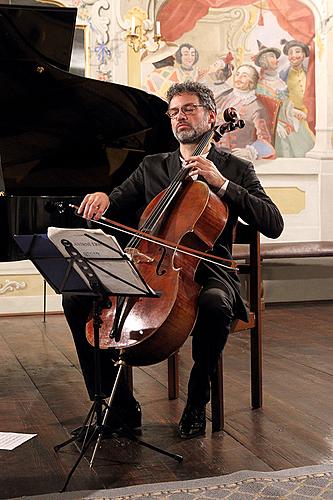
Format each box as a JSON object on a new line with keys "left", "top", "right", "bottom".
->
{"left": 233, "top": 239, "right": 333, "bottom": 305}
{"left": 233, "top": 240, "right": 333, "bottom": 261}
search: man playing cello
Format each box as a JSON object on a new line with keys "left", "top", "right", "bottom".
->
{"left": 63, "top": 81, "right": 283, "bottom": 439}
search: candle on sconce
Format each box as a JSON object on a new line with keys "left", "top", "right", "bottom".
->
{"left": 155, "top": 20, "right": 161, "bottom": 36}
{"left": 131, "top": 16, "right": 136, "bottom": 35}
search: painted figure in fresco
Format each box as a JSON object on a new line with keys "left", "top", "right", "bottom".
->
{"left": 254, "top": 41, "right": 287, "bottom": 101}
{"left": 276, "top": 39, "right": 315, "bottom": 157}
{"left": 198, "top": 52, "right": 234, "bottom": 102}
{"left": 141, "top": 42, "right": 179, "bottom": 99}
{"left": 142, "top": 42, "right": 201, "bottom": 99}
{"left": 174, "top": 43, "right": 200, "bottom": 82}
{"left": 216, "top": 64, "right": 275, "bottom": 161}
{"left": 253, "top": 40, "right": 289, "bottom": 148}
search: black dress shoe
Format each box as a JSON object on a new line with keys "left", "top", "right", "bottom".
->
{"left": 106, "top": 401, "right": 142, "bottom": 430}
{"left": 178, "top": 403, "right": 206, "bottom": 439}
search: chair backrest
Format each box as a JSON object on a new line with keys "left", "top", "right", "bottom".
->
{"left": 232, "top": 222, "right": 262, "bottom": 331}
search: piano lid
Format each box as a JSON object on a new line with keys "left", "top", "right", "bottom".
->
{"left": 0, "top": 4, "right": 177, "bottom": 196}
{"left": 0, "top": 3, "right": 77, "bottom": 71}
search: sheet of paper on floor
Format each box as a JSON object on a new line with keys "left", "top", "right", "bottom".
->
{"left": 0, "top": 432, "right": 37, "bottom": 450}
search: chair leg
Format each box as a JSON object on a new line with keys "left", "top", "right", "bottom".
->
{"left": 251, "top": 324, "right": 262, "bottom": 409}
{"left": 249, "top": 231, "right": 263, "bottom": 409}
{"left": 210, "top": 354, "right": 224, "bottom": 432}
{"left": 168, "top": 352, "right": 179, "bottom": 400}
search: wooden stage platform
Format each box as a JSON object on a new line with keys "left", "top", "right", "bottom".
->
{"left": 1, "top": 301, "right": 333, "bottom": 498}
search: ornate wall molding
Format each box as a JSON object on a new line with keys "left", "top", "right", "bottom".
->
{"left": 0, "top": 280, "right": 26, "bottom": 295}
{"left": 90, "top": 0, "right": 110, "bottom": 44}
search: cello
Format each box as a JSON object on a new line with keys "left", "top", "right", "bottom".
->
{"left": 84, "top": 109, "right": 245, "bottom": 366}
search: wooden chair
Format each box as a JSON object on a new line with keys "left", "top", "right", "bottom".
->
{"left": 167, "top": 223, "right": 263, "bottom": 432}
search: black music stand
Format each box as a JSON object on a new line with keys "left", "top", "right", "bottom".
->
{"left": 14, "top": 230, "right": 183, "bottom": 492}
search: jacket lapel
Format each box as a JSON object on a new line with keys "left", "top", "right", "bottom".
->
{"left": 165, "top": 149, "right": 182, "bottom": 181}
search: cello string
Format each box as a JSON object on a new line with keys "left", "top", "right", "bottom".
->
{"left": 137, "top": 129, "right": 215, "bottom": 238}
{"left": 125, "top": 157, "right": 192, "bottom": 248}
{"left": 128, "top": 125, "right": 216, "bottom": 247}
{"left": 143, "top": 129, "right": 214, "bottom": 233}
{"left": 126, "top": 166, "right": 188, "bottom": 249}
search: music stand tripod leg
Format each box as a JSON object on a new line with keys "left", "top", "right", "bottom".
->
{"left": 90, "top": 351, "right": 183, "bottom": 467}
{"left": 58, "top": 352, "right": 183, "bottom": 491}
{"left": 53, "top": 399, "right": 98, "bottom": 450}
{"left": 59, "top": 423, "right": 100, "bottom": 493}
{"left": 55, "top": 296, "right": 110, "bottom": 492}
{"left": 89, "top": 359, "right": 123, "bottom": 466}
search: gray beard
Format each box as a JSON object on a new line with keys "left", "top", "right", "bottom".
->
{"left": 175, "top": 128, "right": 204, "bottom": 144}
{"left": 174, "top": 119, "right": 210, "bottom": 144}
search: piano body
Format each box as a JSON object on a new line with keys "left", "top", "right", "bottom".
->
{"left": 0, "top": 4, "right": 177, "bottom": 261}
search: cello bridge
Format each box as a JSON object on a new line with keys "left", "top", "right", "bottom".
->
{"left": 125, "top": 247, "right": 154, "bottom": 264}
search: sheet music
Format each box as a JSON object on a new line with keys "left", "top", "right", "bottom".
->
{"left": 0, "top": 432, "right": 36, "bottom": 450}
{"left": 47, "top": 227, "right": 153, "bottom": 295}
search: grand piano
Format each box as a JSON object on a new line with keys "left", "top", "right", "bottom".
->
{"left": 0, "top": 4, "right": 177, "bottom": 261}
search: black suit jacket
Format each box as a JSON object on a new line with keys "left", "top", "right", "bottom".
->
{"left": 107, "top": 146, "right": 284, "bottom": 319}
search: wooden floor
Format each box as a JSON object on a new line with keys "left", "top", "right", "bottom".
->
{"left": 1, "top": 301, "right": 333, "bottom": 498}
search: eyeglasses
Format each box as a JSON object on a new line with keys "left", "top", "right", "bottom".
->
{"left": 166, "top": 103, "right": 207, "bottom": 119}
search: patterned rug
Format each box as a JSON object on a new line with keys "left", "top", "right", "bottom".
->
{"left": 13, "top": 464, "right": 333, "bottom": 499}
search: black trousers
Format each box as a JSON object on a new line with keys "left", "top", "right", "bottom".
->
{"left": 62, "top": 276, "right": 236, "bottom": 408}
{"left": 187, "top": 277, "right": 236, "bottom": 406}
{"left": 62, "top": 294, "right": 137, "bottom": 408}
